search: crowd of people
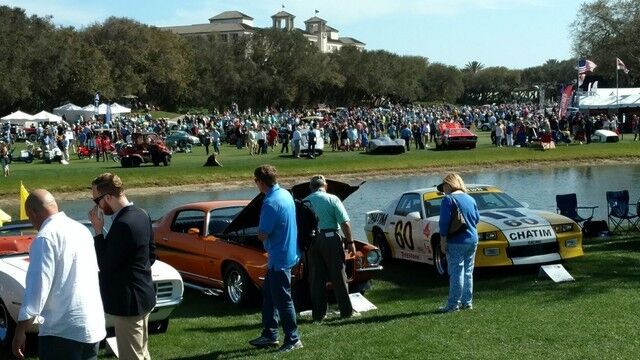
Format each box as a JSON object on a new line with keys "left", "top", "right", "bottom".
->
{"left": 0, "top": 101, "right": 638, "bottom": 176}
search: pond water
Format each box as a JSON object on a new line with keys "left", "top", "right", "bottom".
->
{"left": 57, "top": 164, "right": 640, "bottom": 241}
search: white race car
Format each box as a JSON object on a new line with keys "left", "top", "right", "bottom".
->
{"left": 0, "top": 220, "right": 184, "bottom": 347}
{"left": 364, "top": 185, "right": 583, "bottom": 275}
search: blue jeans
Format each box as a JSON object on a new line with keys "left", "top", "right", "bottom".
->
{"left": 446, "top": 242, "right": 477, "bottom": 307}
{"left": 261, "top": 268, "right": 300, "bottom": 345}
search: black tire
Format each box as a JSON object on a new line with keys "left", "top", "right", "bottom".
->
{"left": 148, "top": 319, "right": 169, "bottom": 334}
{"left": 28, "top": 134, "right": 37, "bottom": 142}
{"left": 121, "top": 157, "right": 131, "bottom": 168}
{"left": 223, "top": 263, "right": 256, "bottom": 307}
{"left": 373, "top": 229, "right": 392, "bottom": 263}
{"left": 162, "top": 155, "right": 170, "bottom": 166}
{"left": 433, "top": 237, "right": 448, "bottom": 276}
{"left": 24, "top": 158, "right": 32, "bottom": 164}
{"left": 132, "top": 157, "right": 141, "bottom": 167}
{"left": 178, "top": 140, "right": 187, "bottom": 148}
{"left": 481, "top": 125, "right": 490, "bottom": 131}
{"left": 0, "top": 298, "right": 16, "bottom": 348}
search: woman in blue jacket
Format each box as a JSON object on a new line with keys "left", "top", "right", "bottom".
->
{"left": 437, "top": 173, "right": 480, "bottom": 313}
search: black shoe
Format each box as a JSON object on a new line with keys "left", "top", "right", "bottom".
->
{"left": 249, "top": 336, "right": 279, "bottom": 348}
{"left": 278, "top": 340, "right": 303, "bottom": 353}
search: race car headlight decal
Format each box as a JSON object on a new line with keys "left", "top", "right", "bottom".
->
{"left": 484, "top": 248, "right": 500, "bottom": 256}
{"left": 480, "top": 232, "right": 498, "bottom": 241}
{"left": 553, "top": 223, "right": 574, "bottom": 233}
{"left": 367, "top": 249, "right": 382, "bottom": 266}
{"left": 565, "top": 239, "right": 578, "bottom": 248}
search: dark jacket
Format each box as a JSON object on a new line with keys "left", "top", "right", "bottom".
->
{"left": 94, "top": 205, "right": 156, "bottom": 316}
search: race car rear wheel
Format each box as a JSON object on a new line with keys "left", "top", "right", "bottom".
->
{"left": 224, "top": 263, "right": 256, "bottom": 307}
{"left": 433, "top": 238, "right": 448, "bottom": 276}
{"left": 373, "top": 229, "right": 392, "bottom": 263}
{"left": 0, "top": 298, "right": 15, "bottom": 348}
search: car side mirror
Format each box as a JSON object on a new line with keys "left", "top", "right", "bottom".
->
{"left": 406, "top": 211, "right": 422, "bottom": 220}
{"left": 187, "top": 227, "right": 200, "bottom": 235}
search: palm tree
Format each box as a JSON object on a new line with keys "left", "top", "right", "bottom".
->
{"left": 463, "top": 61, "right": 485, "bottom": 74}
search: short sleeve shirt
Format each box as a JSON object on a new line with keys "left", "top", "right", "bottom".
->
{"left": 259, "top": 184, "right": 299, "bottom": 269}
{"left": 304, "top": 190, "right": 350, "bottom": 231}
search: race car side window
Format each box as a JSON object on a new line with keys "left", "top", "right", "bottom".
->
{"left": 395, "top": 194, "right": 423, "bottom": 218}
{"left": 424, "top": 198, "right": 444, "bottom": 217}
{"left": 171, "top": 210, "right": 206, "bottom": 234}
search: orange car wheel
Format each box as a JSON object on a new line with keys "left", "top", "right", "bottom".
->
{"left": 224, "top": 263, "right": 256, "bottom": 307}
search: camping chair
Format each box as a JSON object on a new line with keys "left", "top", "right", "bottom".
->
{"left": 556, "top": 193, "right": 598, "bottom": 226}
{"left": 606, "top": 190, "right": 640, "bottom": 233}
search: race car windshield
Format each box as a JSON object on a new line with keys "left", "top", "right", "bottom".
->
{"left": 424, "top": 192, "right": 523, "bottom": 216}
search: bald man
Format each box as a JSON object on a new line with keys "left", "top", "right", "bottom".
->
{"left": 13, "top": 189, "right": 105, "bottom": 360}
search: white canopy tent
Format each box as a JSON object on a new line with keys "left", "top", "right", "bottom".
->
{"left": 33, "top": 110, "right": 63, "bottom": 123}
{"left": 53, "top": 103, "right": 93, "bottom": 121}
{"left": 1, "top": 110, "right": 35, "bottom": 124}
{"left": 578, "top": 87, "right": 640, "bottom": 110}
{"left": 82, "top": 103, "right": 131, "bottom": 115}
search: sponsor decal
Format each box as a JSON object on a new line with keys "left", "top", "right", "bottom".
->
{"left": 423, "top": 223, "right": 431, "bottom": 239}
{"left": 503, "top": 226, "right": 555, "bottom": 242}
{"left": 368, "top": 213, "right": 388, "bottom": 226}
{"left": 400, "top": 251, "right": 421, "bottom": 261}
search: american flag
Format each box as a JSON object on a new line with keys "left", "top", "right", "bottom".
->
{"left": 616, "top": 58, "right": 630, "bottom": 74}
{"left": 576, "top": 59, "right": 597, "bottom": 74}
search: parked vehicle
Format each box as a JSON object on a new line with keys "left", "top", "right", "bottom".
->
{"left": 153, "top": 180, "right": 382, "bottom": 307}
{"left": 364, "top": 184, "right": 583, "bottom": 276}
{"left": 118, "top": 132, "right": 172, "bottom": 167}
{"left": 0, "top": 220, "right": 184, "bottom": 347}
{"left": 165, "top": 131, "right": 200, "bottom": 149}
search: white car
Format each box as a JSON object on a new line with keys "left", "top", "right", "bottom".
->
{"left": 364, "top": 184, "right": 584, "bottom": 275}
{"left": 299, "top": 128, "right": 324, "bottom": 156}
{"left": 0, "top": 221, "right": 184, "bottom": 347}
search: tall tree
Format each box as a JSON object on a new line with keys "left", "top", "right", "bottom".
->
{"left": 571, "top": 0, "right": 638, "bottom": 86}
{"left": 463, "top": 61, "right": 485, "bottom": 74}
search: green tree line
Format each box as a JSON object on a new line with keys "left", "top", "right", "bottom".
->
{"left": 0, "top": 2, "right": 636, "bottom": 114}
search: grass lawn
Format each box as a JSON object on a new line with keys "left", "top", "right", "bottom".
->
{"left": 5, "top": 235, "right": 639, "bottom": 359}
{"left": 2, "top": 132, "right": 639, "bottom": 201}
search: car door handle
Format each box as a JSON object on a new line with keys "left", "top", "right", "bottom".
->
{"left": 389, "top": 222, "right": 395, "bottom": 225}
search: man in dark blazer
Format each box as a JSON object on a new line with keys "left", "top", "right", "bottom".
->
{"left": 89, "top": 172, "right": 156, "bottom": 360}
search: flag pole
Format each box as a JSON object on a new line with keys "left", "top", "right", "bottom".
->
{"left": 617, "top": 65, "right": 621, "bottom": 139}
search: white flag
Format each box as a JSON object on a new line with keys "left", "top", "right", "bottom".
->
{"left": 616, "top": 58, "right": 630, "bottom": 74}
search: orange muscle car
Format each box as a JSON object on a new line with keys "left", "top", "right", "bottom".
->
{"left": 153, "top": 180, "right": 383, "bottom": 307}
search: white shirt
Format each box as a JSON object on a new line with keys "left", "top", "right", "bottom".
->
{"left": 292, "top": 130, "right": 302, "bottom": 141}
{"left": 19, "top": 212, "right": 106, "bottom": 343}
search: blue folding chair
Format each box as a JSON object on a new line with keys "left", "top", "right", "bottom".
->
{"left": 555, "top": 193, "right": 597, "bottom": 226}
{"left": 606, "top": 190, "right": 640, "bottom": 233}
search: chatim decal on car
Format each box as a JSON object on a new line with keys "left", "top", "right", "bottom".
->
{"left": 479, "top": 209, "right": 556, "bottom": 245}
{"left": 368, "top": 213, "right": 388, "bottom": 226}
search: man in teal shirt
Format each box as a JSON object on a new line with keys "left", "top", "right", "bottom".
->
{"left": 304, "top": 175, "right": 356, "bottom": 321}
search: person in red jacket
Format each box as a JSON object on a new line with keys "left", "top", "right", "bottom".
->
{"left": 94, "top": 133, "right": 103, "bottom": 162}
{"left": 101, "top": 134, "right": 111, "bottom": 162}
{"left": 267, "top": 126, "right": 278, "bottom": 152}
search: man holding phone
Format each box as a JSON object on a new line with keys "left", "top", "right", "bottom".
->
{"left": 88, "top": 173, "right": 156, "bottom": 360}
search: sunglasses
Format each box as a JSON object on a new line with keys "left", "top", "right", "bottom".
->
{"left": 92, "top": 193, "right": 109, "bottom": 205}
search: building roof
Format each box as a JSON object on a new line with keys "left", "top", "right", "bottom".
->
{"left": 271, "top": 11, "right": 295, "bottom": 18}
{"left": 339, "top": 37, "right": 366, "bottom": 46}
{"left": 209, "top": 11, "right": 254, "bottom": 22}
{"left": 164, "top": 22, "right": 254, "bottom": 35}
{"left": 304, "top": 16, "right": 327, "bottom": 24}
{"left": 326, "top": 25, "right": 338, "bottom": 32}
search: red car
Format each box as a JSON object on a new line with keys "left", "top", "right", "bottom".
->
{"left": 435, "top": 123, "right": 478, "bottom": 150}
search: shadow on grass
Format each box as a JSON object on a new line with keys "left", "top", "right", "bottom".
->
{"left": 169, "top": 347, "right": 259, "bottom": 359}
{"left": 170, "top": 289, "right": 258, "bottom": 320}
{"left": 321, "top": 310, "right": 433, "bottom": 327}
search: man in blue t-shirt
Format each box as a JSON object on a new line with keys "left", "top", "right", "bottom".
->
{"left": 249, "top": 165, "right": 303, "bottom": 353}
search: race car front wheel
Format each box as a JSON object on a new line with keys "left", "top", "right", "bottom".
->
{"left": 373, "top": 230, "right": 392, "bottom": 263}
{"left": 0, "top": 298, "right": 15, "bottom": 348}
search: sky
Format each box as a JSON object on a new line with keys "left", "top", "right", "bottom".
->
{"left": 3, "top": 0, "right": 585, "bottom": 69}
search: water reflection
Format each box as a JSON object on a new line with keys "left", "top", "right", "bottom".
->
{"left": 57, "top": 164, "right": 640, "bottom": 241}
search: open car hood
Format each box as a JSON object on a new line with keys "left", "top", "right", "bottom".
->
{"left": 223, "top": 179, "right": 364, "bottom": 235}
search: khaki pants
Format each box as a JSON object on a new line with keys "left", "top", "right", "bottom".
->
{"left": 308, "top": 230, "right": 353, "bottom": 320}
{"left": 112, "top": 313, "right": 151, "bottom": 360}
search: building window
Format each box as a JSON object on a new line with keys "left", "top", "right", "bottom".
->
{"left": 220, "top": 33, "right": 228, "bottom": 42}
{"left": 232, "top": 33, "right": 239, "bottom": 40}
